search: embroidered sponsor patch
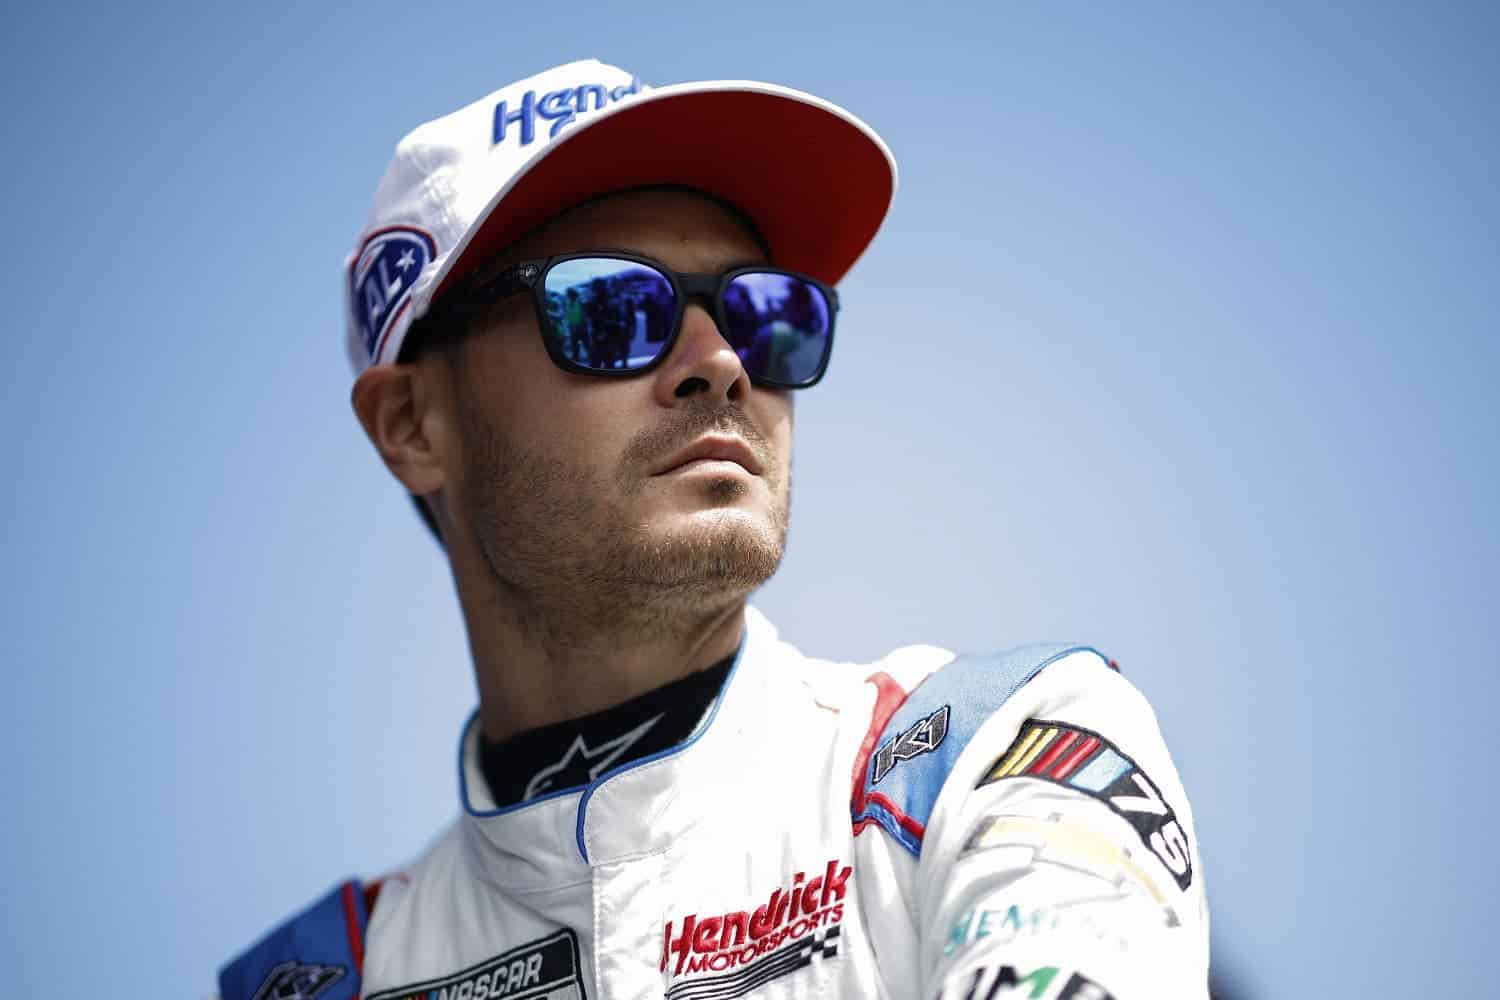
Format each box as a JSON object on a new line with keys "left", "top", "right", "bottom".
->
{"left": 978, "top": 721, "right": 1193, "bottom": 890}
{"left": 961, "top": 813, "right": 1178, "bottom": 918}
{"left": 939, "top": 965, "right": 1116, "bottom": 1000}
{"left": 368, "top": 929, "right": 586, "bottom": 1000}
{"left": 872, "top": 703, "right": 949, "bottom": 783}
{"left": 660, "top": 859, "right": 849, "bottom": 997}
{"left": 252, "top": 962, "right": 345, "bottom": 1000}
{"left": 349, "top": 226, "right": 437, "bottom": 362}
{"left": 944, "top": 899, "right": 1134, "bottom": 958}
{"left": 1057, "top": 970, "right": 1118, "bottom": 1000}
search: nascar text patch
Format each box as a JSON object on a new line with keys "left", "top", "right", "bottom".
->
{"left": 979, "top": 721, "right": 1193, "bottom": 890}
{"left": 368, "top": 929, "right": 586, "bottom": 1000}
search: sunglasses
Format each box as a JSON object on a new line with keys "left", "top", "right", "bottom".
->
{"left": 440, "top": 252, "right": 839, "bottom": 388}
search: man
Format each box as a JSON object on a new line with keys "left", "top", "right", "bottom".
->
{"left": 562, "top": 286, "right": 589, "bottom": 364}
{"left": 220, "top": 60, "right": 1210, "bottom": 999}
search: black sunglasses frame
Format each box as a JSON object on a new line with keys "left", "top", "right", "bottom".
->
{"left": 444, "top": 251, "right": 840, "bottom": 389}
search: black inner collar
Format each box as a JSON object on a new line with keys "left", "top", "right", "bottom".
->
{"left": 479, "top": 655, "right": 735, "bottom": 807}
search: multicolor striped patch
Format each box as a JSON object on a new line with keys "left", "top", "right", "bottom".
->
{"left": 982, "top": 723, "right": 1134, "bottom": 788}
{"left": 978, "top": 721, "right": 1194, "bottom": 891}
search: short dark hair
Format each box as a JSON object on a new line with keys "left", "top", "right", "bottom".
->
{"left": 396, "top": 304, "right": 470, "bottom": 366}
{"left": 409, "top": 492, "right": 443, "bottom": 545}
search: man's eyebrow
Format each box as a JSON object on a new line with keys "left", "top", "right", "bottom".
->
{"left": 585, "top": 248, "right": 769, "bottom": 273}
{"left": 716, "top": 256, "right": 770, "bottom": 272}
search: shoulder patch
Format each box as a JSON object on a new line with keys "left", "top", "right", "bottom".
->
{"left": 979, "top": 720, "right": 1193, "bottom": 890}
{"left": 851, "top": 644, "right": 1102, "bottom": 856}
{"left": 219, "top": 881, "right": 368, "bottom": 1000}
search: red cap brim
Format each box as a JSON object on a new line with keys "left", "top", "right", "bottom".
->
{"left": 434, "top": 84, "right": 896, "bottom": 299}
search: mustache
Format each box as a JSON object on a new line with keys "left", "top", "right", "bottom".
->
{"left": 622, "top": 404, "right": 777, "bottom": 479}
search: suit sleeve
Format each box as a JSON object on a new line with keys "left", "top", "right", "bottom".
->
{"left": 852, "top": 647, "right": 1210, "bottom": 999}
{"left": 218, "top": 880, "right": 371, "bottom": 1000}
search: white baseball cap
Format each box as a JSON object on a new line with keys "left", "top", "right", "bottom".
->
{"left": 343, "top": 59, "right": 898, "bottom": 375}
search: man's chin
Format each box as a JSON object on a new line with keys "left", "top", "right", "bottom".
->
{"left": 622, "top": 506, "right": 787, "bottom": 592}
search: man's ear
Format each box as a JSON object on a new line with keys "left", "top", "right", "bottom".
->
{"left": 350, "top": 363, "right": 450, "bottom": 497}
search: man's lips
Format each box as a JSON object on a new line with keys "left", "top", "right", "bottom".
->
{"left": 651, "top": 434, "right": 764, "bottom": 477}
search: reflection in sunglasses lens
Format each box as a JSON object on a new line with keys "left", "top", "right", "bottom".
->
{"left": 723, "top": 273, "right": 831, "bottom": 386}
{"left": 544, "top": 258, "right": 676, "bottom": 371}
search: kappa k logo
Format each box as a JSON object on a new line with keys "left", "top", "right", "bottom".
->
{"left": 872, "top": 704, "right": 951, "bottom": 783}
{"left": 251, "top": 961, "right": 345, "bottom": 1000}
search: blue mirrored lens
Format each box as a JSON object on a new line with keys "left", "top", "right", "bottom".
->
{"left": 543, "top": 258, "right": 675, "bottom": 370}
{"left": 722, "top": 273, "right": 831, "bottom": 385}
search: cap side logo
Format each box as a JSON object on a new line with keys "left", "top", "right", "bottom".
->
{"left": 350, "top": 225, "right": 437, "bottom": 362}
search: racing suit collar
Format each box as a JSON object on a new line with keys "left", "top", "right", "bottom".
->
{"left": 457, "top": 607, "right": 780, "bottom": 889}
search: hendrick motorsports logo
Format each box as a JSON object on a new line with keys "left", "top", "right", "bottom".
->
{"left": 660, "top": 859, "right": 850, "bottom": 997}
{"left": 492, "top": 76, "right": 643, "bottom": 146}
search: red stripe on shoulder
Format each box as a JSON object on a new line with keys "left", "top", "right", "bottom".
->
{"left": 341, "top": 881, "right": 365, "bottom": 972}
{"left": 363, "top": 879, "right": 384, "bottom": 919}
{"left": 850, "top": 671, "right": 910, "bottom": 814}
{"left": 865, "top": 791, "right": 927, "bottom": 839}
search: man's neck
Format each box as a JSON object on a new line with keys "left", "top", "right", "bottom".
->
{"left": 454, "top": 572, "right": 748, "bottom": 743}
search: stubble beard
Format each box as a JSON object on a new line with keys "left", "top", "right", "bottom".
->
{"left": 454, "top": 392, "right": 789, "bottom": 641}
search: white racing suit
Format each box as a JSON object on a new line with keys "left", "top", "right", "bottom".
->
{"left": 220, "top": 609, "right": 1209, "bottom": 999}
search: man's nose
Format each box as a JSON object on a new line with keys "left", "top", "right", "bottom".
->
{"left": 652, "top": 303, "right": 752, "bottom": 406}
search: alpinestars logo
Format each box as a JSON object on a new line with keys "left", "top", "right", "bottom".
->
{"left": 660, "top": 859, "right": 851, "bottom": 998}
{"left": 523, "top": 713, "right": 662, "bottom": 800}
{"left": 872, "top": 704, "right": 950, "bottom": 783}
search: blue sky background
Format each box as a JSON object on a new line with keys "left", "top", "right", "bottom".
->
{"left": 2, "top": 2, "right": 1495, "bottom": 996}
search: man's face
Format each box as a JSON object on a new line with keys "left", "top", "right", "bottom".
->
{"left": 428, "top": 188, "right": 794, "bottom": 614}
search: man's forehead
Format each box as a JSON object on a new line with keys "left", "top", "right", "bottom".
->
{"left": 510, "top": 187, "right": 771, "bottom": 268}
